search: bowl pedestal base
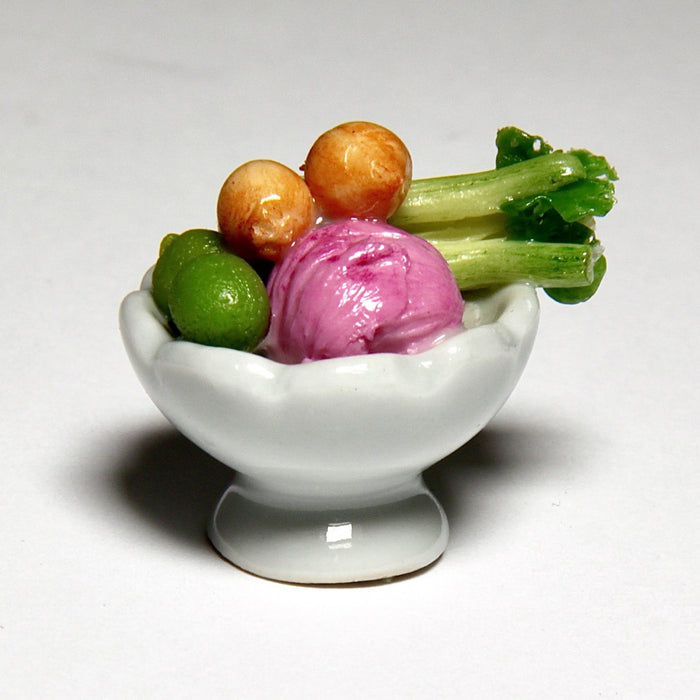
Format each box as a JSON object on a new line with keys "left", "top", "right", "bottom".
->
{"left": 208, "top": 474, "right": 448, "bottom": 584}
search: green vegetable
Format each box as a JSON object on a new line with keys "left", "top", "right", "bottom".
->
{"left": 544, "top": 255, "right": 607, "bottom": 304}
{"left": 435, "top": 238, "right": 603, "bottom": 291}
{"left": 390, "top": 152, "right": 586, "bottom": 225}
{"left": 389, "top": 126, "right": 617, "bottom": 304}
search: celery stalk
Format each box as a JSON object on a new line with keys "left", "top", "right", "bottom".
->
{"left": 390, "top": 153, "right": 586, "bottom": 228}
{"left": 429, "top": 237, "right": 602, "bottom": 290}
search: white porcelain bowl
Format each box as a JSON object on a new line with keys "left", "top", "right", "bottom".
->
{"left": 119, "top": 278, "right": 539, "bottom": 583}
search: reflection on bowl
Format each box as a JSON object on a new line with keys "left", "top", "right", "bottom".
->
{"left": 119, "top": 281, "right": 538, "bottom": 583}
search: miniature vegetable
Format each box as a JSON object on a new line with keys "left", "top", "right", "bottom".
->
{"left": 389, "top": 127, "right": 617, "bottom": 303}
{"left": 303, "top": 121, "right": 412, "bottom": 220}
{"left": 217, "top": 159, "right": 316, "bottom": 263}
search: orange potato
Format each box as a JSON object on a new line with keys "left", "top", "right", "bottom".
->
{"left": 217, "top": 159, "right": 316, "bottom": 262}
{"left": 303, "top": 121, "right": 412, "bottom": 221}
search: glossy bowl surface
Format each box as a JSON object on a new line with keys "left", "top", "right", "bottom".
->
{"left": 120, "top": 278, "right": 539, "bottom": 583}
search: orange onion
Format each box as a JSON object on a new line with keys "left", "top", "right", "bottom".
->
{"left": 303, "top": 121, "right": 412, "bottom": 221}
{"left": 217, "top": 159, "right": 316, "bottom": 263}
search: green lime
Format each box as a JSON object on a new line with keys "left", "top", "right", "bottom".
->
{"left": 158, "top": 233, "right": 179, "bottom": 256}
{"left": 168, "top": 252, "right": 270, "bottom": 351}
{"left": 151, "top": 229, "right": 224, "bottom": 316}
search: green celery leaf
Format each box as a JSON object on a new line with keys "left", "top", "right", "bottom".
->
{"left": 503, "top": 177, "right": 617, "bottom": 223}
{"left": 495, "top": 127, "right": 553, "bottom": 168}
{"left": 570, "top": 149, "right": 619, "bottom": 181}
{"left": 495, "top": 128, "right": 617, "bottom": 258}
{"left": 505, "top": 208, "right": 596, "bottom": 244}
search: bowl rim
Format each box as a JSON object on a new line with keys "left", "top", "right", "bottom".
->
{"left": 119, "top": 281, "right": 540, "bottom": 385}
{"left": 119, "top": 280, "right": 540, "bottom": 489}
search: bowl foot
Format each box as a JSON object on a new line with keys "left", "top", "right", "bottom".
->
{"left": 208, "top": 477, "right": 448, "bottom": 584}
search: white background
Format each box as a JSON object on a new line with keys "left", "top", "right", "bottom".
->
{"left": 2, "top": 1, "right": 698, "bottom": 697}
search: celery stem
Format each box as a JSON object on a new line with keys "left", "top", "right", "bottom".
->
{"left": 430, "top": 238, "right": 602, "bottom": 290}
{"left": 390, "top": 153, "right": 586, "bottom": 227}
